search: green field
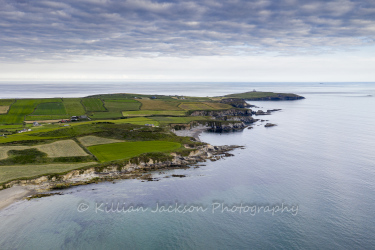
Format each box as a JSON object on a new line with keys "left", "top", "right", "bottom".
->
{"left": 63, "top": 98, "right": 86, "bottom": 116}
{"left": 104, "top": 100, "right": 141, "bottom": 111}
{"left": 225, "top": 91, "right": 304, "bottom": 100}
{"left": 152, "top": 116, "right": 210, "bottom": 124}
{"left": 90, "top": 112, "right": 123, "bottom": 119}
{"left": 25, "top": 115, "right": 69, "bottom": 121}
{"left": 0, "top": 99, "right": 62, "bottom": 124}
{"left": 122, "top": 110, "right": 186, "bottom": 117}
{"left": 88, "top": 141, "right": 181, "bottom": 162}
{"left": 82, "top": 98, "right": 106, "bottom": 112}
{"left": 0, "top": 99, "right": 14, "bottom": 106}
{"left": 33, "top": 102, "right": 67, "bottom": 115}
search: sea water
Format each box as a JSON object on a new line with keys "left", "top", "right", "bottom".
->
{"left": 0, "top": 82, "right": 374, "bottom": 249}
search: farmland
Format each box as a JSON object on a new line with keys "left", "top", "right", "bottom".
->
{"left": 78, "top": 136, "right": 123, "bottom": 147}
{"left": 178, "top": 103, "right": 215, "bottom": 110}
{"left": 0, "top": 106, "right": 9, "bottom": 114}
{"left": 82, "top": 98, "right": 106, "bottom": 112}
{"left": 33, "top": 102, "right": 67, "bottom": 115}
{"left": 138, "top": 99, "right": 182, "bottom": 110}
{"left": 104, "top": 100, "right": 141, "bottom": 111}
{"left": 88, "top": 141, "right": 181, "bottom": 162}
{"left": 122, "top": 110, "right": 186, "bottom": 117}
{"left": 63, "top": 98, "right": 86, "bottom": 116}
{"left": 0, "top": 90, "right": 304, "bottom": 186}
{"left": 0, "top": 99, "right": 62, "bottom": 124}
{"left": 0, "top": 162, "right": 96, "bottom": 184}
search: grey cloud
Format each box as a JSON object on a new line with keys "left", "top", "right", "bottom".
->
{"left": 0, "top": 0, "right": 375, "bottom": 61}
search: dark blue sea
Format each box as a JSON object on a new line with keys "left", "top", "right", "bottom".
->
{"left": 0, "top": 82, "right": 375, "bottom": 249}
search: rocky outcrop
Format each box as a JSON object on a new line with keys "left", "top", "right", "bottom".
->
{"left": 264, "top": 123, "right": 277, "bottom": 127}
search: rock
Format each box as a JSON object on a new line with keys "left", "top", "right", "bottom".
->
{"left": 255, "top": 110, "right": 270, "bottom": 115}
{"left": 264, "top": 123, "right": 277, "bottom": 127}
{"left": 267, "top": 109, "right": 282, "bottom": 112}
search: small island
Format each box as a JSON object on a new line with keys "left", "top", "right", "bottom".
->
{"left": 0, "top": 91, "right": 304, "bottom": 202}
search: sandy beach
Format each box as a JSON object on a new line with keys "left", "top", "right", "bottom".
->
{"left": 0, "top": 186, "right": 34, "bottom": 210}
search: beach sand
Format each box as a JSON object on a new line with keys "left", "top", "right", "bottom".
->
{"left": 0, "top": 186, "right": 34, "bottom": 210}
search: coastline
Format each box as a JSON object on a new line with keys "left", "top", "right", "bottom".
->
{"left": 0, "top": 142, "right": 241, "bottom": 210}
{"left": 0, "top": 185, "right": 34, "bottom": 210}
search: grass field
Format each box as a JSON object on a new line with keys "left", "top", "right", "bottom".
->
{"left": 82, "top": 98, "right": 106, "bottom": 112}
{"left": 88, "top": 141, "right": 181, "bottom": 162}
{"left": 0, "top": 106, "right": 10, "bottom": 114}
{"left": 0, "top": 162, "right": 96, "bottom": 184}
{"left": 203, "top": 102, "right": 232, "bottom": 109}
{"left": 0, "top": 99, "right": 62, "bottom": 124}
{"left": 178, "top": 103, "right": 214, "bottom": 110}
{"left": 122, "top": 110, "right": 186, "bottom": 117}
{"left": 25, "top": 115, "right": 70, "bottom": 121}
{"left": 90, "top": 111, "right": 123, "bottom": 119}
{"left": 0, "top": 99, "right": 14, "bottom": 106}
{"left": 138, "top": 99, "right": 182, "bottom": 111}
{"left": 63, "top": 98, "right": 86, "bottom": 116}
{"left": 104, "top": 100, "right": 141, "bottom": 111}
{"left": 32, "top": 102, "right": 67, "bottom": 115}
{"left": 78, "top": 136, "right": 123, "bottom": 147}
{"left": 152, "top": 116, "right": 210, "bottom": 124}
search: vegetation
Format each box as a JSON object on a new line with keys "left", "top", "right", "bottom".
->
{"left": 25, "top": 115, "right": 69, "bottom": 121}
{"left": 82, "top": 98, "right": 106, "bottom": 112}
{"left": 225, "top": 91, "right": 304, "bottom": 100}
{"left": 179, "top": 103, "right": 215, "bottom": 110}
{"left": 0, "top": 99, "right": 61, "bottom": 124}
{"left": 0, "top": 162, "right": 95, "bottom": 184}
{"left": 104, "top": 99, "right": 141, "bottom": 111}
{"left": 0, "top": 90, "right": 304, "bottom": 186}
{"left": 88, "top": 141, "right": 181, "bottom": 162}
{"left": 122, "top": 110, "right": 186, "bottom": 117}
{"left": 32, "top": 102, "right": 67, "bottom": 115}
{"left": 78, "top": 136, "right": 123, "bottom": 147}
{"left": 63, "top": 98, "right": 86, "bottom": 116}
{"left": 138, "top": 99, "right": 182, "bottom": 110}
{"left": 0, "top": 106, "right": 10, "bottom": 114}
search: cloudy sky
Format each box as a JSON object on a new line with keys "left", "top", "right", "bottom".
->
{"left": 1, "top": 0, "right": 374, "bottom": 82}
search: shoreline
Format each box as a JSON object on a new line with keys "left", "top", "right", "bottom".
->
{"left": 0, "top": 185, "right": 34, "bottom": 210}
{"left": 0, "top": 143, "right": 241, "bottom": 211}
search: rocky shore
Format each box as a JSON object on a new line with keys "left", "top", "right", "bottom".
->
{"left": 0, "top": 143, "right": 242, "bottom": 205}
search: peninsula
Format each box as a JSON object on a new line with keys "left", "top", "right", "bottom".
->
{"left": 0, "top": 91, "right": 304, "bottom": 205}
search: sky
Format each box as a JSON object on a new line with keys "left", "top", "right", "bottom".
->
{"left": 1, "top": 0, "right": 375, "bottom": 82}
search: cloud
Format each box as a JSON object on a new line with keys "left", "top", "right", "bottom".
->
{"left": 0, "top": 0, "right": 375, "bottom": 61}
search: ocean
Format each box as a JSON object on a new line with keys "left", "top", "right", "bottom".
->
{"left": 0, "top": 82, "right": 374, "bottom": 249}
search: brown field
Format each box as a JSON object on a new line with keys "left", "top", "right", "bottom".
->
{"left": 0, "top": 140, "right": 88, "bottom": 160}
{"left": 138, "top": 99, "right": 182, "bottom": 111}
{"left": 78, "top": 136, "right": 123, "bottom": 147}
{"left": 203, "top": 102, "right": 232, "bottom": 109}
{"left": 37, "top": 140, "right": 88, "bottom": 157}
{"left": 0, "top": 162, "right": 96, "bottom": 184}
{"left": 178, "top": 103, "right": 214, "bottom": 110}
{"left": 0, "top": 106, "right": 9, "bottom": 114}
